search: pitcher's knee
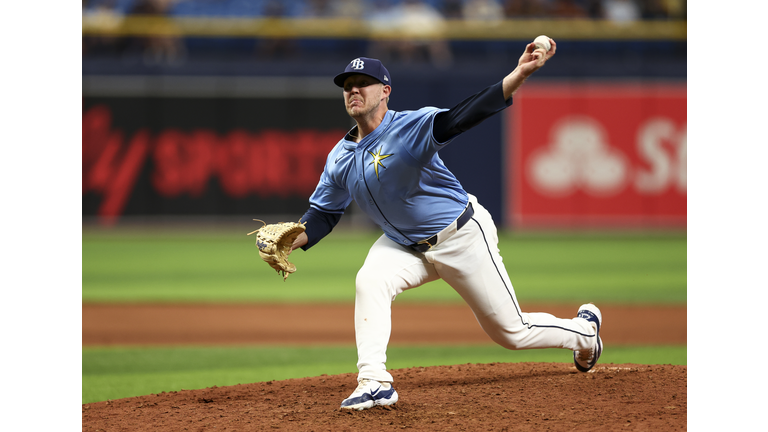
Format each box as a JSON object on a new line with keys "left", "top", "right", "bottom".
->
{"left": 488, "top": 331, "right": 525, "bottom": 350}
{"left": 356, "top": 268, "right": 394, "bottom": 300}
{"left": 477, "top": 318, "right": 530, "bottom": 350}
{"left": 356, "top": 267, "right": 380, "bottom": 290}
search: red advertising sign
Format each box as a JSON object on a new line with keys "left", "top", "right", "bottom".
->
{"left": 82, "top": 103, "right": 345, "bottom": 225}
{"left": 506, "top": 83, "right": 687, "bottom": 228}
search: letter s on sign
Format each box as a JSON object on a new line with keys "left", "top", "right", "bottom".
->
{"left": 634, "top": 118, "right": 686, "bottom": 195}
{"left": 676, "top": 125, "right": 686, "bottom": 194}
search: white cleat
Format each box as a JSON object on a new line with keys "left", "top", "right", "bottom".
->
{"left": 573, "top": 303, "right": 603, "bottom": 372}
{"left": 339, "top": 378, "right": 399, "bottom": 411}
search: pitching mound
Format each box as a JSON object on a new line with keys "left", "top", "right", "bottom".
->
{"left": 82, "top": 362, "right": 686, "bottom": 431}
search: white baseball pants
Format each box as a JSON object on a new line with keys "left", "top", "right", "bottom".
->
{"left": 354, "top": 195, "right": 597, "bottom": 383}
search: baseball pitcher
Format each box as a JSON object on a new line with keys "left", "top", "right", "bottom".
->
{"left": 254, "top": 38, "right": 603, "bottom": 411}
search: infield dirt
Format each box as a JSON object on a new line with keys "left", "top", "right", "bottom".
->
{"left": 82, "top": 303, "right": 687, "bottom": 431}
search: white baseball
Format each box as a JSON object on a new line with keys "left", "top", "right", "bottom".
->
{"left": 533, "top": 35, "right": 551, "bottom": 52}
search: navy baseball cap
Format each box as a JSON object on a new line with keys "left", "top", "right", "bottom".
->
{"left": 333, "top": 57, "right": 392, "bottom": 88}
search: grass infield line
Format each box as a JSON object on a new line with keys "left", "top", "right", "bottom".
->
{"left": 82, "top": 344, "right": 686, "bottom": 404}
{"left": 83, "top": 230, "right": 687, "bottom": 304}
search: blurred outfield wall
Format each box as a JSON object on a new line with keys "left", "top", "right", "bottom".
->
{"left": 82, "top": 16, "right": 686, "bottom": 229}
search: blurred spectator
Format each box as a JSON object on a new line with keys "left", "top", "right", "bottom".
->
{"left": 661, "top": 0, "right": 686, "bottom": 18}
{"left": 501, "top": 0, "right": 551, "bottom": 18}
{"left": 551, "top": 0, "right": 588, "bottom": 18}
{"left": 601, "top": 0, "right": 641, "bottom": 22}
{"left": 579, "top": 0, "right": 604, "bottom": 18}
{"left": 291, "top": 0, "right": 369, "bottom": 18}
{"left": 331, "top": 0, "right": 368, "bottom": 18}
{"left": 304, "top": 0, "right": 337, "bottom": 16}
{"left": 462, "top": 0, "right": 504, "bottom": 21}
{"left": 301, "top": 0, "right": 368, "bottom": 17}
{"left": 256, "top": 0, "right": 301, "bottom": 59}
{"left": 129, "top": 0, "right": 187, "bottom": 65}
{"left": 367, "top": 0, "right": 453, "bottom": 68}
{"left": 639, "top": 0, "right": 668, "bottom": 19}
{"left": 82, "top": 0, "right": 126, "bottom": 56}
{"left": 441, "top": 0, "right": 464, "bottom": 19}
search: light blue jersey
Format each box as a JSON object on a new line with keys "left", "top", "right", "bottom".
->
{"left": 308, "top": 107, "right": 469, "bottom": 246}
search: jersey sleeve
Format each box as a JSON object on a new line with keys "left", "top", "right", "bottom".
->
{"left": 301, "top": 155, "right": 353, "bottom": 250}
{"left": 299, "top": 207, "right": 342, "bottom": 251}
{"left": 433, "top": 79, "right": 513, "bottom": 143}
{"left": 308, "top": 168, "right": 353, "bottom": 214}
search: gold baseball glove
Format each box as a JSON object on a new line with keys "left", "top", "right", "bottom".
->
{"left": 247, "top": 219, "right": 306, "bottom": 281}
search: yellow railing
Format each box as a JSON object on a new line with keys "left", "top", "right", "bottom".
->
{"left": 82, "top": 15, "right": 687, "bottom": 41}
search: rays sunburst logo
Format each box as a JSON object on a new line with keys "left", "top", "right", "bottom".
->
{"left": 368, "top": 147, "right": 393, "bottom": 180}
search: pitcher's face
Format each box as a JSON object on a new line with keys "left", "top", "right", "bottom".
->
{"left": 343, "top": 75, "right": 388, "bottom": 119}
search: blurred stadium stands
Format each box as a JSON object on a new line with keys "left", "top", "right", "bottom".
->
{"left": 82, "top": 0, "right": 686, "bottom": 227}
{"left": 82, "top": 0, "right": 686, "bottom": 77}
{"left": 82, "top": 0, "right": 686, "bottom": 19}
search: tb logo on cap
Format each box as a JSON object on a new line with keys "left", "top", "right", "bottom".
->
{"left": 350, "top": 58, "right": 365, "bottom": 70}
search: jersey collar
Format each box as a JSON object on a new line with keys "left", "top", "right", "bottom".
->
{"left": 342, "top": 110, "right": 395, "bottom": 150}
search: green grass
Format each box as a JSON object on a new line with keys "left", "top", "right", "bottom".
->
{"left": 82, "top": 228, "right": 686, "bottom": 404}
{"left": 82, "top": 229, "right": 686, "bottom": 304}
{"left": 82, "top": 344, "right": 686, "bottom": 404}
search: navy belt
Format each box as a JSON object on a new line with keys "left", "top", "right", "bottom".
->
{"left": 409, "top": 202, "right": 474, "bottom": 253}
